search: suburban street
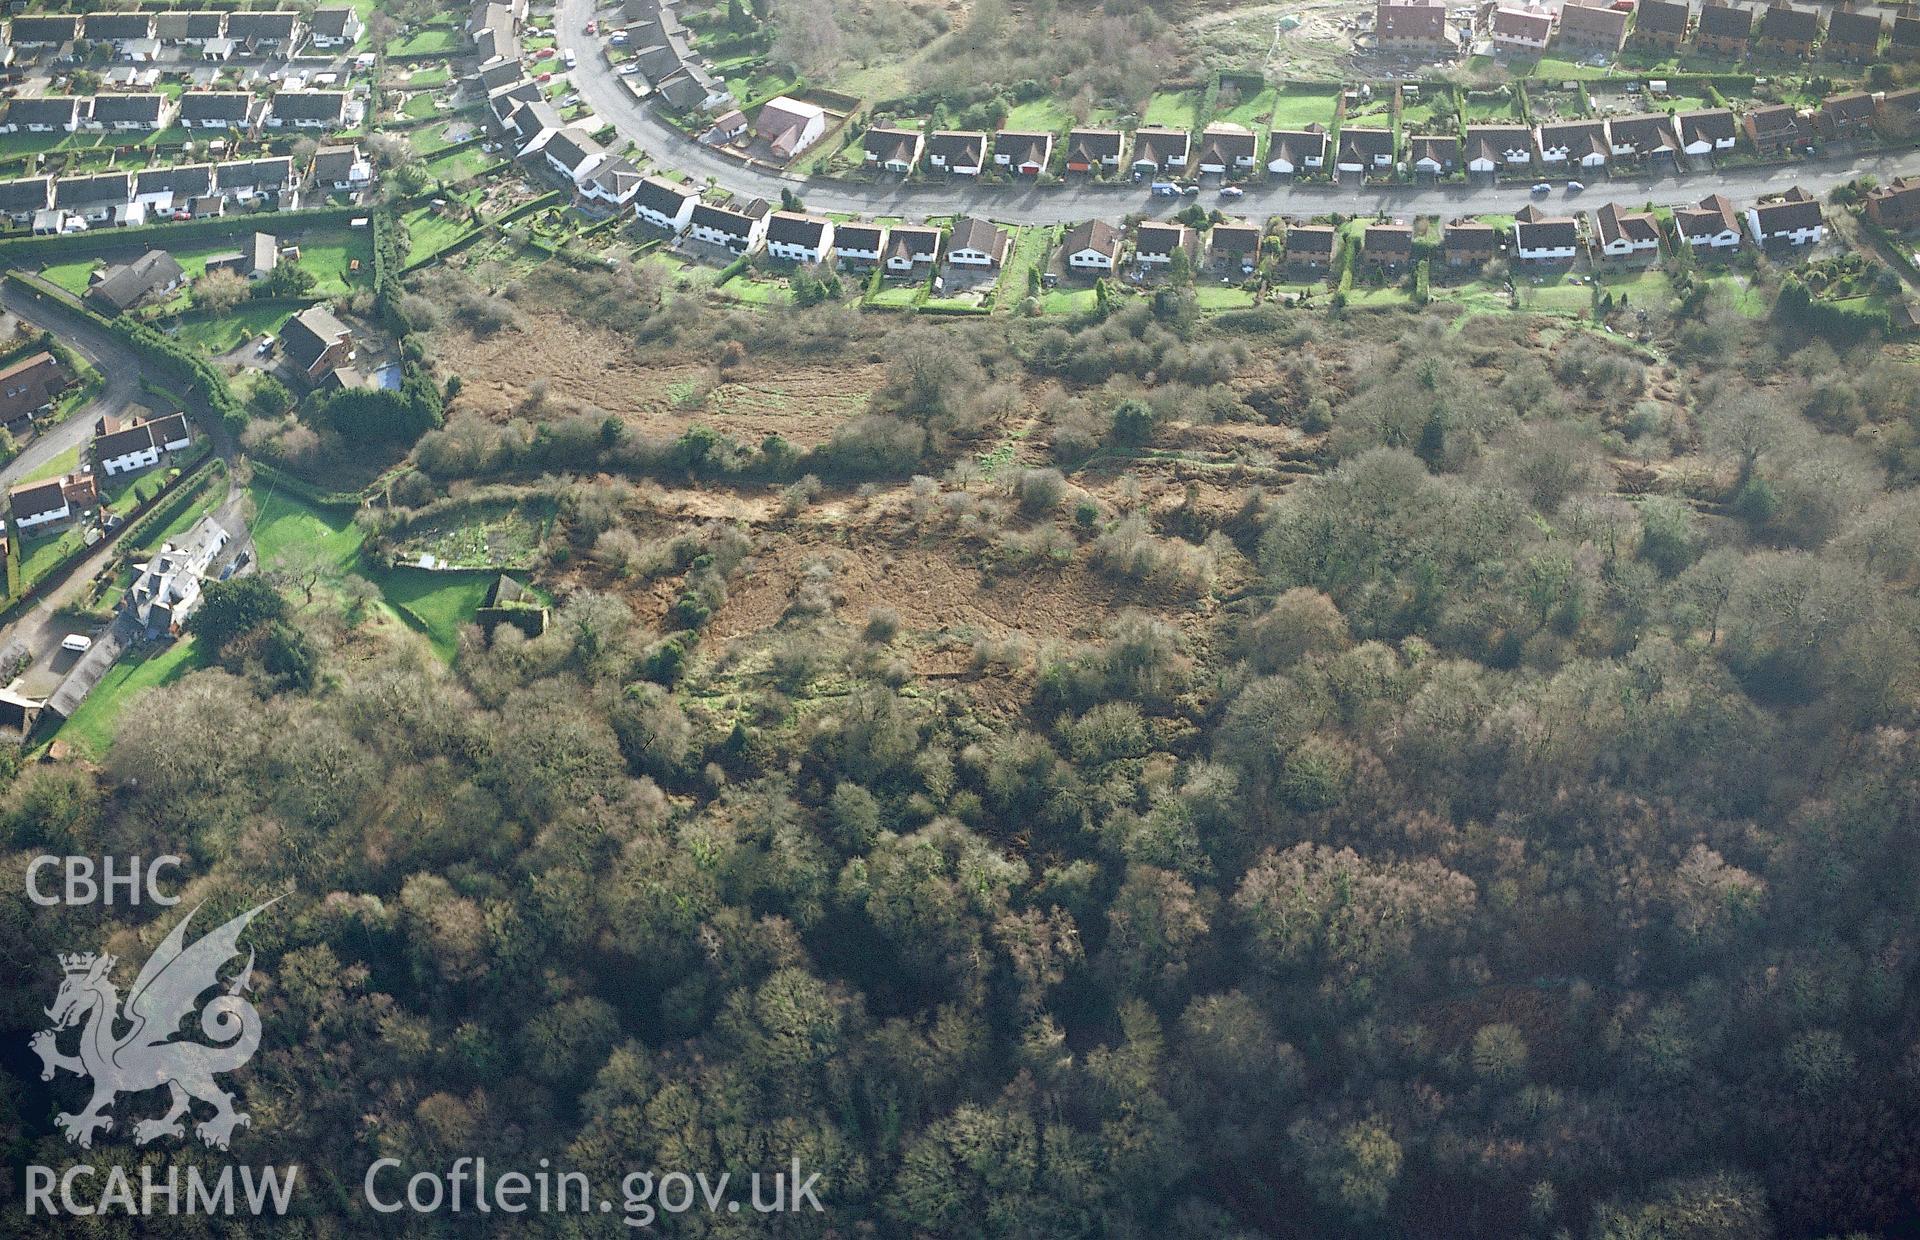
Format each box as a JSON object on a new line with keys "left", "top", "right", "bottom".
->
{"left": 555, "top": 0, "right": 1920, "bottom": 224}
{"left": 0, "top": 284, "right": 146, "bottom": 494}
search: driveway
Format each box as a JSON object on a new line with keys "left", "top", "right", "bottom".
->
{"left": 554, "top": 0, "right": 1920, "bottom": 224}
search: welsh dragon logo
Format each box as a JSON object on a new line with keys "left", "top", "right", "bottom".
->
{"left": 30, "top": 900, "right": 276, "bottom": 1151}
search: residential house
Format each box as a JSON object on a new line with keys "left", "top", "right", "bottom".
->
{"left": 92, "top": 412, "right": 192, "bottom": 477}
{"left": 189, "top": 194, "right": 225, "bottom": 219}
{"left": 1745, "top": 102, "right": 1811, "bottom": 154}
{"left": 1062, "top": 219, "right": 1123, "bottom": 273}
{"left": 764, "top": 211, "right": 835, "bottom": 264}
{"left": 633, "top": 175, "right": 700, "bottom": 233}
{"left": 88, "top": 249, "right": 183, "bottom": 312}
{"left": 133, "top": 163, "right": 214, "bottom": 214}
{"left": 1864, "top": 176, "right": 1920, "bottom": 230}
{"left": 1208, "top": 220, "right": 1264, "bottom": 274}
{"left": 1745, "top": 185, "right": 1824, "bottom": 247}
{"left": 1513, "top": 204, "right": 1578, "bottom": 262}
{"left": 1375, "top": 0, "right": 1460, "bottom": 52}
{"left": 1593, "top": 201, "right": 1662, "bottom": 259}
{"left": 0, "top": 353, "right": 72, "bottom": 426}
{"left": 701, "top": 108, "right": 749, "bottom": 144}
{"left": 1893, "top": 15, "right": 1920, "bottom": 59}
{"left": 1408, "top": 132, "right": 1459, "bottom": 176}
{"left": 10, "top": 15, "right": 79, "bottom": 46}
{"left": 927, "top": 130, "right": 988, "bottom": 175}
{"left": 9, "top": 478, "right": 73, "bottom": 531}
{"left": 1491, "top": 6, "right": 1553, "bottom": 52}
{"left": 311, "top": 144, "right": 374, "bottom": 192}
{"left": 1677, "top": 108, "right": 1739, "bottom": 155}
{"left": 1822, "top": 7, "right": 1881, "bottom": 59}
{"left": 1633, "top": 0, "right": 1690, "bottom": 48}
{"left": 1267, "top": 124, "right": 1328, "bottom": 175}
{"left": 181, "top": 11, "right": 230, "bottom": 42}
{"left": 1285, "top": 223, "right": 1338, "bottom": 270}
{"left": 1694, "top": 2, "right": 1753, "bottom": 54}
{"left": 754, "top": 96, "right": 826, "bottom": 159}
{"left": 994, "top": 130, "right": 1054, "bottom": 176}
{"left": 863, "top": 127, "right": 923, "bottom": 174}
{"left": 269, "top": 90, "right": 349, "bottom": 130}
{"left": 201, "top": 36, "right": 237, "bottom": 60}
{"left": 1133, "top": 221, "right": 1196, "bottom": 269}
{"left": 1443, "top": 217, "right": 1499, "bottom": 267}
{"left": 945, "top": 216, "right": 1012, "bottom": 269}
{"left": 832, "top": 222, "right": 887, "bottom": 268}
{"left": 538, "top": 127, "right": 610, "bottom": 185}
{"left": 83, "top": 12, "right": 155, "bottom": 43}
{"left": 1881, "top": 88, "right": 1920, "bottom": 135}
{"left": 1757, "top": 2, "right": 1820, "bottom": 56}
{"left": 126, "top": 515, "right": 230, "bottom": 634}
{"left": 1608, "top": 112, "right": 1681, "bottom": 162}
{"left": 214, "top": 157, "right": 297, "bottom": 204}
{"left": 687, "top": 199, "right": 769, "bottom": 255}
{"left": 0, "top": 177, "right": 52, "bottom": 227}
{"left": 486, "top": 79, "right": 544, "bottom": 133}
{"left": 579, "top": 158, "right": 643, "bottom": 209}
{"left": 225, "top": 10, "right": 303, "bottom": 51}
{"left": 1537, "top": 118, "right": 1610, "bottom": 170}
{"left": 1128, "top": 127, "right": 1191, "bottom": 176}
{"left": 1363, "top": 223, "right": 1415, "bottom": 269}
{"left": 1465, "top": 124, "right": 1534, "bottom": 174}
{"left": 478, "top": 59, "right": 525, "bottom": 92}
{"left": 883, "top": 224, "right": 941, "bottom": 272}
{"left": 1555, "top": 0, "right": 1629, "bottom": 53}
{"left": 1195, "top": 123, "right": 1257, "bottom": 175}
{"left": 282, "top": 305, "right": 354, "bottom": 383}
{"left": 4, "top": 96, "right": 88, "bottom": 134}
{"left": 116, "top": 36, "right": 161, "bottom": 63}
{"left": 311, "top": 6, "right": 363, "bottom": 48}
{"left": 89, "top": 93, "right": 171, "bottom": 132}
{"left": 1674, "top": 193, "right": 1743, "bottom": 251}
{"left": 1815, "top": 91, "right": 1878, "bottom": 139}
{"left": 1335, "top": 127, "right": 1395, "bottom": 175}
{"left": 179, "top": 91, "right": 260, "bottom": 130}
{"left": 55, "top": 172, "right": 133, "bottom": 225}
{"left": 203, "top": 231, "right": 279, "bottom": 281}
{"left": 1064, "top": 128, "right": 1123, "bottom": 174}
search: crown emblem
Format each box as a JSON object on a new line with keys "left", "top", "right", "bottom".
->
{"left": 60, "top": 952, "right": 101, "bottom": 974}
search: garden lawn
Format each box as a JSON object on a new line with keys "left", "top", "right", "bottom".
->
{"left": 22, "top": 444, "right": 80, "bottom": 484}
{"left": 247, "top": 482, "right": 364, "bottom": 575}
{"left": 39, "top": 258, "right": 98, "bottom": 296}
{"left": 1003, "top": 97, "right": 1074, "bottom": 132}
{"left": 167, "top": 303, "right": 299, "bottom": 356}
{"left": 1266, "top": 87, "right": 1340, "bottom": 130}
{"left": 18, "top": 527, "right": 86, "bottom": 593}
{"left": 390, "top": 25, "right": 461, "bottom": 55}
{"left": 369, "top": 568, "right": 496, "bottom": 660}
{"left": 1143, "top": 89, "right": 1203, "bottom": 129}
{"left": 1216, "top": 84, "right": 1278, "bottom": 128}
{"left": 54, "top": 638, "right": 203, "bottom": 758}
{"left": 402, "top": 204, "right": 475, "bottom": 262}
{"left": 1193, "top": 285, "right": 1257, "bottom": 310}
{"left": 1041, "top": 287, "right": 1098, "bottom": 315}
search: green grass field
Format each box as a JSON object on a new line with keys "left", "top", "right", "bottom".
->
{"left": 995, "top": 226, "right": 1056, "bottom": 312}
{"left": 1267, "top": 87, "right": 1342, "bottom": 131}
{"left": 402, "top": 204, "right": 475, "bottom": 262}
{"left": 424, "top": 145, "right": 497, "bottom": 183}
{"left": 867, "top": 283, "right": 922, "bottom": 308}
{"left": 1216, "top": 84, "right": 1278, "bottom": 128}
{"left": 1042, "top": 287, "right": 1098, "bottom": 315}
{"left": 1143, "top": 89, "right": 1203, "bottom": 129}
{"left": 1003, "top": 97, "right": 1074, "bottom": 132}
{"left": 39, "top": 258, "right": 97, "bottom": 296}
{"left": 54, "top": 637, "right": 203, "bottom": 758}
{"left": 1193, "top": 285, "right": 1258, "bottom": 310}
{"left": 370, "top": 567, "right": 496, "bottom": 660}
{"left": 167, "top": 303, "right": 299, "bottom": 356}
{"left": 248, "top": 482, "right": 364, "bottom": 576}
{"left": 390, "top": 25, "right": 461, "bottom": 55}
{"left": 18, "top": 527, "right": 86, "bottom": 594}
{"left": 22, "top": 444, "right": 80, "bottom": 485}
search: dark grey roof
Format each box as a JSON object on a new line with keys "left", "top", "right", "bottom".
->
{"left": 281, "top": 305, "right": 350, "bottom": 371}
{"left": 214, "top": 157, "right": 293, "bottom": 190}
{"left": 179, "top": 92, "right": 255, "bottom": 123}
{"left": 135, "top": 163, "right": 214, "bottom": 197}
{"left": 633, "top": 174, "right": 698, "bottom": 216}
{"left": 765, "top": 211, "right": 829, "bottom": 247}
{"left": 10, "top": 14, "right": 80, "bottom": 42}
{"left": 83, "top": 12, "right": 155, "bottom": 40}
{"left": 1696, "top": 5, "right": 1751, "bottom": 38}
{"left": 272, "top": 90, "right": 347, "bottom": 122}
{"left": 0, "top": 177, "right": 51, "bottom": 213}
{"left": 91, "top": 93, "right": 167, "bottom": 125}
{"left": 227, "top": 10, "right": 300, "bottom": 38}
{"left": 54, "top": 171, "right": 131, "bottom": 207}
{"left": 7, "top": 96, "right": 87, "bottom": 125}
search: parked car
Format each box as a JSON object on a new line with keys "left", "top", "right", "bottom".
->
{"left": 61, "top": 634, "right": 92, "bottom": 653}
{"left": 617, "top": 63, "right": 640, "bottom": 75}
{"left": 584, "top": 19, "right": 596, "bottom": 33}
{"left": 1150, "top": 181, "right": 1179, "bottom": 196}
{"left": 1179, "top": 183, "right": 1201, "bottom": 195}
{"left": 1219, "top": 186, "right": 1245, "bottom": 199}
{"left": 1566, "top": 181, "right": 1585, "bottom": 194}
{"left": 255, "top": 335, "right": 275, "bottom": 355}
{"left": 563, "top": 49, "right": 577, "bottom": 68}
{"left": 1531, "top": 182, "right": 1551, "bottom": 195}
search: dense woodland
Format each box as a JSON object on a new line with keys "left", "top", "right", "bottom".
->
{"left": 4, "top": 265, "right": 1920, "bottom": 1238}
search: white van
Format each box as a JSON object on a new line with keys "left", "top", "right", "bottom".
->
{"left": 60, "top": 634, "right": 92, "bottom": 654}
{"left": 563, "top": 49, "right": 577, "bottom": 68}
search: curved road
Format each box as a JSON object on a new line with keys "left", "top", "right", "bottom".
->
{"left": 557, "top": 0, "right": 1920, "bottom": 221}
{"left": 0, "top": 283, "right": 145, "bottom": 494}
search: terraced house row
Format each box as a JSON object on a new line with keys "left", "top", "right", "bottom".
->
{"left": 622, "top": 169, "right": 1839, "bottom": 282}
{"left": 1, "top": 8, "right": 361, "bottom": 58}
{"left": 850, "top": 87, "right": 1919, "bottom": 185}
{"left": 0, "top": 88, "right": 355, "bottom": 134}
{"left": 1475, "top": 0, "right": 1920, "bottom": 61}
{"left": 0, "top": 146, "right": 373, "bottom": 232}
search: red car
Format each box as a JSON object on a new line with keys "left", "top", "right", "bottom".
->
{"left": 532, "top": 46, "right": 554, "bottom": 59}
{"left": 584, "top": 19, "right": 596, "bottom": 33}
{"left": 536, "top": 71, "right": 552, "bottom": 82}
